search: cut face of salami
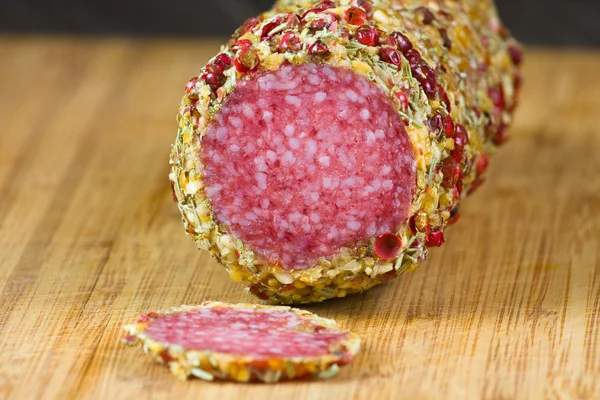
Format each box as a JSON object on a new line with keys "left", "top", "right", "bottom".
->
{"left": 201, "top": 64, "right": 416, "bottom": 269}
{"left": 144, "top": 305, "right": 349, "bottom": 359}
{"left": 123, "top": 302, "right": 361, "bottom": 382}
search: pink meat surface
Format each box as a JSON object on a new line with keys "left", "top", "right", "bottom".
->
{"left": 201, "top": 64, "right": 415, "bottom": 269}
{"left": 144, "top": 307, "right": 348, "bottom": 359}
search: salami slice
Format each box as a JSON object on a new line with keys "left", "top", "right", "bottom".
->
{"left": 170, "top": 0, "right": 522, "bottom": 303}
{"left": 122, "top": 302, "right": 361, "bottom": 382}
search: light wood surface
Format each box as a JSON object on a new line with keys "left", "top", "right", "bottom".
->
{"left": 1, "top": 37, "right": 599, "bottom": 400}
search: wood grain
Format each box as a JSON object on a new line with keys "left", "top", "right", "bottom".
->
{"left": 0, "top": 37, "right": 599, "bottom": 400}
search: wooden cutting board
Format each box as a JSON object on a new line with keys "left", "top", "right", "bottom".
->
{"left": 0, "top": 37, "right": 599, "bottom": 399}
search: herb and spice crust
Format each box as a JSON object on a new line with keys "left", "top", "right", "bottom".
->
{"left": 122, "top": 302, "right": 361, "bottom": 382}
{"left": 170, "top": 0, "right": 522, "bottom": 304}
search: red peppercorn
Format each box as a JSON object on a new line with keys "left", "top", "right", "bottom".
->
{"left": 374, "top": 233, "right": 403, "bottom": 260}
{"left": 405, "top": 49, "right": 422, "bottom": 67}
{"left": 138, "top": 311, "right": 160, "bottom": 323}
{"left": 344, "top": 7, "right": 367, "bottom": 25}
{"left": 379, "top": 47, "right": 401, "bottom": 66}
{"left": 488, "top": 86, "right": 505, "bottom": 108}
{"left": 514, "top": 71, "right": 523, "bottom": 88}
{"left": 213, "top": 53, "right": 232, "bottom": 71}
{"left": 286, "top": 14, "right": 300, "bottom": 27}
{"left": 409, "top": 215, "right": 417, "bottom": 235}
{"left": 357, "top": 0, "right": 374, "bottom": 18}
{"left": 443, "top": 114, "right": 454, "bottom": 136}
{"left": 508, "top": 44, "right": 523, "bottom": 66}
{"left": 426, "top": 114, "right": 443, "bottom": 134}
{"left": 421, "top": 65, "right": 436, "bottom": 80}
{"left": 355, "top": 24, "right": 380, "bottom": 46}
{"left": 391, "top": 31, "right": 412, "bottom": 53}
{"left": 279, "top": 31, "right": 303, "bottom": 52}
{"left": 453, "top": 124, "right": 469, "bottom": 148}
{"left": 395, "top": 91, "right": 409, "bottom": 111}
{"left": 301, "top": 0, "right": 336, "bottom": 18}
{"left": 422, "top": 78, "right": 437, "bottom": 99}
{"left": 375, "top": 33, "right": 395, "bottom": 47}
{"left": 453, "top": 176, "right": 462, "bottom": 197}
{"left": 439, "top": 28, "right": 452, "bottom": 49}
{"left": 237, "top": 17, "right": 261, "bottom": 36}
{"left": 233, "top": 39, "right": 253, "bottom": 52}
{"left": 493, "top": 123, "right": 509, "bottom": 145}
{"left": 327, "top": 11, "right": 342, "bottom": 21}
{"left": 417, "top": 7, "right": 436, "bottom": 24}
{"left": 159, "top": 349, "right": 174, "bottom": 364}
{"left": 456, "top": 180, "right": 464, "bottom": 196}
{"left": 234, "top": 49, "right": 260, "bottom": 73}
{"left": 498, "top": 24, "right": 511, "bottom": 40}
{"left": 261, "top": 21, "right": 280, "bottom": 41}
{"left": 185, "top": 77, "right": 197, "bottom": 94}
{"left": 448, "top": 208, "right": 460, "bottom": 226}
{"left": 308, "top": 40, "right": 331, "bottom": 57}
{"left": 181, "top": 104, "right": 197, "bottom": 118}
{"left": 441, "top": 157, "right": 460, "bottom": 189}
{"left": 438, "top": 85, "right": 452, "bottom": 112}
{"left": 248, "top": 284, "right": 271, "bottom": 301}
{"left": 169, "top": 180, "right": 178, "bottom": 203}
{"left": 309, "top": 17, "right": 331, "bottom": 32}
{"left": 201, "top": 64, "right": 227, "bottom": 90}
{"left": 476, "top": 153, "right": 490, "bottom": 175}
{"left": 317, "top": 0, "right": 336, "bottom": 9}
{"left": 426, "top": 230, "right": 445, "bottom": 247}
{"left": 451, "top": 148, "right": 463, "bottom": 163}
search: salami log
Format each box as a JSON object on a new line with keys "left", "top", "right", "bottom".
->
{"left": 170, "top": 0, "right": 522, "bottom": 303}
{"left": 122, "top": 302, "right": 360, "bottom": 382}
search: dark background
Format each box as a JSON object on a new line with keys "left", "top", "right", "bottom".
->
{"left": 1, "top": 0, "right": 599, "bottom": 46}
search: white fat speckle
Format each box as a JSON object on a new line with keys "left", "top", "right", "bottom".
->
{"left": 229, "top": 116, "right": 242, "bottom": 128}
{"left": 281, "top": 150, "right": 296, "bottom": 165}
{"left": 285, "top": 95, "right": 301, "bottom": 107}
{"left": 314, "top": 92, "right": 327, "bottom": 103}
{"left": 242, "top": 104, "right": 254, "bottom": 118}
{"left": 216, "top": 127, "right": 228, "bottom": 140}
{"left": 284, "top": 124, "right": 295, "bottom": 137}
{"left": 255, "top": 173, "right": 267, "bottom": 190}
{"left": 318, "top": 156, "right": 330, "bottom": 167}
{"left": 305, "top": 139, "right": 318, "bottom": 156}
{"left": 342, "top": 178, "right": 356, "bottom": 187}
{"left": 288, "top": 138, "right": 301, "bottom": 150}
{"left": 345, "top": 89, "right": 358, "bottom": 102}
{"left": 254, "top": 157, "right": 267, "bottom": 172}
{"left": 266, "top": 150, "right": 277, "bottom": 163}
{"left": 338, "top": 107, "right": 349, "bottom": 119}
{"left": 308, "top": 74, "right": 322, "bottom": 86}
{"left": 346, "top": 220, "right": 361, "bottom": 231}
